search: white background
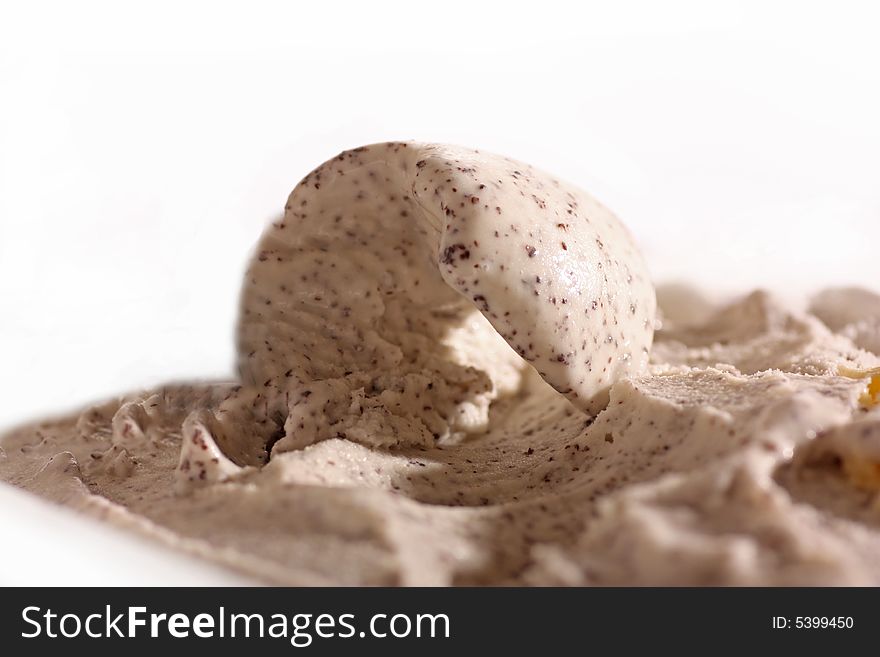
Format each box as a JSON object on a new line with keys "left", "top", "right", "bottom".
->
{"left": 1, "top": 0, "right": 878, "bottom": 431}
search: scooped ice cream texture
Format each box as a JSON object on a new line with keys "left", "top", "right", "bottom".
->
{"left": 235, "top": 142, "right": 654, "bottom": 452}
{"left": 3, "top": 142, "right": 880, "bottom": 585}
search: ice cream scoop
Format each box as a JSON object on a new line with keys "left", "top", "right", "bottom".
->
{"left": 236, "top": 142, "right": 655, "bottom": 454}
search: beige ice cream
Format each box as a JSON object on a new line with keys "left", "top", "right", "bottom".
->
{"left": 2, "top": 142, "right": 880, "bottom": 585}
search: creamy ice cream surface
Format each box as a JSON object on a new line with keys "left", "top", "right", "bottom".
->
{"left": 3, "top": 142, "right": 880, "bottom": 585}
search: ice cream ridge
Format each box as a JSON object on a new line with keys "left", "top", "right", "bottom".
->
{"left": 246, "top": 148, "right": 648, "bottom": 429}
{"left": 176, "top": 142, "right": 656, "bottom": 489}
{"left": 3, "top": 141, "right": 880, "bottom": 586}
